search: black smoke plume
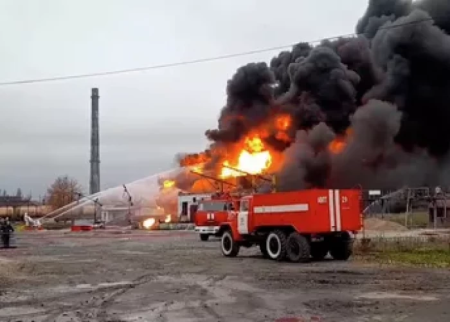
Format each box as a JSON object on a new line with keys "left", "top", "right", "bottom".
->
{"left": 205, "top": 62, "right": 275, "bottom": 143}
{"left": 279, "top": 46, "right": 361, "bottom": 134}
{"left": 179, "top": 0, "right": 450, "bottom": 191}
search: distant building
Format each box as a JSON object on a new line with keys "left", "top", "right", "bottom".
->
{"left": 0, "top": 196, "right": 43, "bottom": 219}
{"left": 0, "top": 196, "right": 31, "bottom": 207}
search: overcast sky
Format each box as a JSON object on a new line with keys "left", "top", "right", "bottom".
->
{"left": 0, "top": 0, "right": 367, "bottom": 198}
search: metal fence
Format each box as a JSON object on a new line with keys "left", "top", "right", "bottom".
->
{"left": 362, "top": 187, "right": 450, "bottom": 229}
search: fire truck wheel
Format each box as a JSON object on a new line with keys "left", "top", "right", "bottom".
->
{"left": 221, "top": 230, "right": 240, "bottom": 257}
{"left": 266, "top": 230, "right": 287, "bottom": 261}
{"left": 286, "top": 232, "right": 311, "bottom": 263}
{"left": 200, "top": 234, "right": 209, "bottom": 241}
{"left": 310, "top": 242, "right": 329, "bottom": 261}
{"left": 329, "top": 233, "right": 353, "bottom": 261}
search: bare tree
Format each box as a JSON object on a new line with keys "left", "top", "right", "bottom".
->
{"left": 47, "top": 176, "right": 83, "bottom": 209}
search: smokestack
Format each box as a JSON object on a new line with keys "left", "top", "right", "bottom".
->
{"left": 90, "top": 88, "right": 100, "bottom": 195}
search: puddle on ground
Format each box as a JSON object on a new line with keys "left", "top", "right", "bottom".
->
{"left": 0, "top": 306, "right": 44, "bottom": 317}
{"left": 76, "top": 281, "right": 134, "bottom": 289}
{"left": 45, "top": 281, "right": 134, "bottom": 294}
{"left": 358, "top": 292, "right": 438, "bottom": 301}
{"left": 115, "top": 250, "right": 148, "bottom": 255}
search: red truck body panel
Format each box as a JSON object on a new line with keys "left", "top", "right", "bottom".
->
{"left": 194, "top": 196, "right": 235, "bottom": 235}
{"left": 230, "top": 189, "right": 362, "bottom": 239}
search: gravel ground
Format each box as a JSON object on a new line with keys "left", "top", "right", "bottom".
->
{"left": 0, "top": 230, "right": 449, "bottom": 322}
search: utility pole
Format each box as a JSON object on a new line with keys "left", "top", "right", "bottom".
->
{"left": 76, "top": 193, "right": 103, "bottom": 223}
{"left": 123, "top": 185, "right": 133, "bottom": 224}
{"left": 90, "top": 88, "right": 100, "bottom": 195}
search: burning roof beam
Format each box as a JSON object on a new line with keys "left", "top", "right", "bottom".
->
{"left": 222, "top": 164, "right": 273, "bottom": 182}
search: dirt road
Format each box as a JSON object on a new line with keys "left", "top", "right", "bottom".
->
{"left": 1, "top": 230, "right": 449, "bottom": 322}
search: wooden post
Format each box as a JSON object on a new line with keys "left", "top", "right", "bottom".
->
{"left": 434, "top": 201, "right": 437, "bottom": 230}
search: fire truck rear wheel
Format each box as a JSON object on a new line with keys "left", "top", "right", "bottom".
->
{"left": 329, "top": 233, "right": 353, "bottom": 261}
{"left": 221, "top": 230, "right": 240, "bottom": 257}
{"left": 286, "top": 232, "right": 311, "bottom": 263}
{"left": 200, "top": 234, "right": 209, "bottom": 241}
{"left": 266, "top": 230, "right": 287, "bottom": 261}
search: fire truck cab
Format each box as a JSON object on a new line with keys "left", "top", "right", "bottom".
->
{"left": 194, "top": 194, "right": 235, "bottom": 241}
{"left": 218, "top": 189, "right": 363, "bottom": 262}
{"left": 177, "top": 192, "right": 212, "bottom": 222}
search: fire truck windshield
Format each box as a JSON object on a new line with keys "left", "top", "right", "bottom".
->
{"left": 198, "top": 201, "right": 233, "bottom": 211}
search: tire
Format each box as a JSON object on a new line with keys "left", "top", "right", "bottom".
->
{"left": 221, "top": 230, "right": 240, "bottom": 257}
{"left": 310, "top": 241, "right": 328, "bottom": 261}
{"left": 200, "top": 234, "right": 209, "bottom": 241}
{"left": 329, "top": 233, "right": 353, "bottom": 261}
{"left": 266, "top": 230, "right": 287, "bottom": 261}
{"left": 286, "top": 232, "right": 310, "bottom": 263}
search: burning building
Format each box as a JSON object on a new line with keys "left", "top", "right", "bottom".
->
{"left": 54, "top": 2, "right": 450, "bottom": 230}
{"left": 164, "top": 0, "right": 450, "bottom": 196}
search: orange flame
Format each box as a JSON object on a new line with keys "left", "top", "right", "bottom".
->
{"left": 328, "top": 139, "right": 346, "bottom": 154}
{"left": 163, "top": 180, "right": 175, "bottom": 189}
{"left": 275, "top": 115, "right": 291, "bottom": 131}
{"left": 180, "top": 152, "right": 209, "bottom": 167}
{"left": 220, "top": 136, "right": 272, "bottom": 178}
{"left": 328, "top": 128, "right": 353, "bottom": 154}
{"left": 143, "top": 218, "right": 156, "bottom": 229}
{"left": 191, "top": 164, "right": 204, "bottom": 174}
{"left": 191, "top": 178, "right": 213, "bottom": 193}
{"left": 274, "top": 114, "right": 292, "bottom": 143}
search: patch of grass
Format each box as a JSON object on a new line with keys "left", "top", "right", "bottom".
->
{"left": 13, "top": 224, "right": 26, "bottom": 232}
{"left": 374, "top": 250, "right": 450, "bottom": 268}
{"left": 382, "top": 212, "right": 430, "bottom": 229}
{"left": 354, "top": 236, "right": 450, "bottom": 268}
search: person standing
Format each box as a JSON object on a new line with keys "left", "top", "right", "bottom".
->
{"left": 0, "top": 217, "right": 14, "bottom": 248}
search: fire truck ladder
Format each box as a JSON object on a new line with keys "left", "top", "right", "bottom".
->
{"left": 189, "top": 169, "right": 236, "bottom": 193}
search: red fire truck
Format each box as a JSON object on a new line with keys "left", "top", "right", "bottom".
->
{"left": 194, "top": 192, "right": 236, "bottom": 241}
{"left": 217, "top": 189, "right": 363, "bottom": 262}
{"left": 175, "top": 192, "right": 228, "bottom": 240}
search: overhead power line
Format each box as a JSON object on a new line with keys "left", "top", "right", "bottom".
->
{"left": 0, "top": 15, "right": 436, "bottom": 87}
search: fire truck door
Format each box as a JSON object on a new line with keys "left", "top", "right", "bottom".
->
{"left": 237, "top": 199, "right": 249, "bottom": 234}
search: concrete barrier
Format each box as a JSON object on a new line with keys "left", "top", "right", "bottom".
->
{"left": 158, "top": 223, "right": 195, "bottom": 231}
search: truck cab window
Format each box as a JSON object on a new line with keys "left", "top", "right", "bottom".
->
{"left": 181, "top": 202, "right": 188, "bottom": 216}
{"left": 240, "top": 200, "right": 249, "bottom": 212}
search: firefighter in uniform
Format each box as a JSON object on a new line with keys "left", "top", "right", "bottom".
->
{"left": 0, "top": 217, "right": 14, "bottom": 248}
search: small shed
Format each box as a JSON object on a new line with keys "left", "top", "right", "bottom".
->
{"left": 428, "top": 197, "right": 450, "bottom": 228}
